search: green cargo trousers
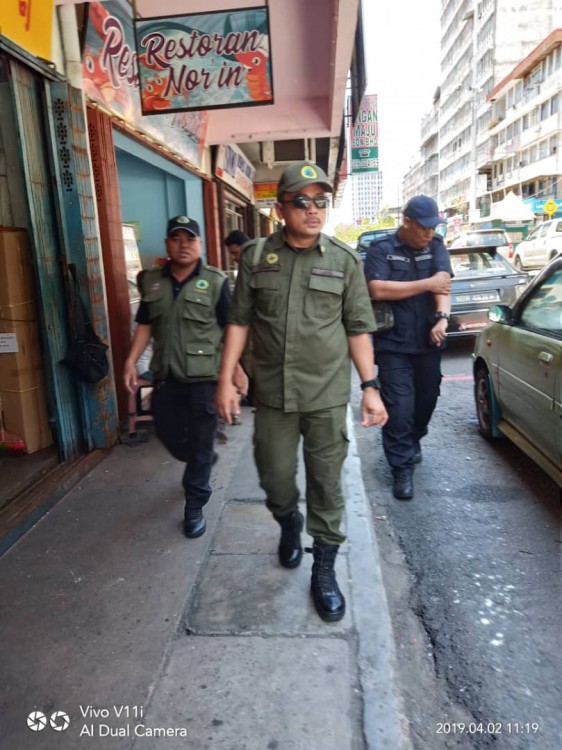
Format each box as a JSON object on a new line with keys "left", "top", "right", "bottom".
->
{"left": 253, "top": 403, "right": 349, "bottom": 545}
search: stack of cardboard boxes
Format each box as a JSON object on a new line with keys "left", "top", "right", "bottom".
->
{"left": 0, "top": 228, "right": 52, "bottom": 453}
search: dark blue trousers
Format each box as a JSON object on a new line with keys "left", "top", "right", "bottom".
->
{"left": 151, "top": 379, "right": 217, "bottom": 512}
{"left": 376, "top": 350, "right": 443, "bottom": 473}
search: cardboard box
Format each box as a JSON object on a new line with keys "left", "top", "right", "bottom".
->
{"left": 0, "top": 228, "right": 37, "bottom": 317}
{"left": 0, "top": 319, "right": 45, "bottom": 392}
{"left": 0, "top": 381, "right": 52, "bottom": 454}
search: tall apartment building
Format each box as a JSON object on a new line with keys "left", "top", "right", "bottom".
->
{"left": 351, "top": 170, "right": 384, "bottom": 222}
{"left": 484, "top": 30, "right": 561, "bottom": 214}
{"left": 404, "top": 0, "right": 561, "bottom": 221}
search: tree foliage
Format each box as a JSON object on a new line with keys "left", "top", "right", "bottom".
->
{"left": 333, "top": 209, "right": 397, "bottom": 245}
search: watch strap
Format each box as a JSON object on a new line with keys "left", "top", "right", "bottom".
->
{"left": 360, "top": 377, "right": 381, "bottom": 391}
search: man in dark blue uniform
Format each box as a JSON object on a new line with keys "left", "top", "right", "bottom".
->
{"left": 364, "top": 196, "right": 453, "bottom": 500}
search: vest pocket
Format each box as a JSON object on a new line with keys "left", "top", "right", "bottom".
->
{"left": 250, "top": 272, "right": 280, "bottom": 315}
{"left": 186, "top": 343, "right": 218, "bottom": 378}
{"left": 184, "top": 293, "right": 212, "bottom": 323}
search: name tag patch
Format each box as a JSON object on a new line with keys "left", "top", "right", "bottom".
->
{"left": 310, "top": 268, "right": 345, "bottom": 278}
{"left": 387, "top": 254, "right": 410, "bottom": 263}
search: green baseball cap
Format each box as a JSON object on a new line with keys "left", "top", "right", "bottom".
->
{"left": 277, "top": 161, "right": 332, "bottom": 199}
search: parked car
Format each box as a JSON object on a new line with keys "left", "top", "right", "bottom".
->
{"left": 357, "top": 227, "right": 396, "bottom": 261}
{"left": 512, "top": 219, "right": 562, "bottom": 271}
{"left": 449, "top": 229, "right": 513, "bottom": 261}
{"left": 448, "top": 244, "right": 529, "bottom": 337}
{"left": 472, "top": 255, "right": 562, "bottom": 486}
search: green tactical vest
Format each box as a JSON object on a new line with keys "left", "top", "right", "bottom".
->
{"left": 141, "top": 265, "right": 226, "bottom": 382}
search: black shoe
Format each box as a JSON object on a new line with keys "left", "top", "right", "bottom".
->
{"left": 413, "top": 443, "right": 422, "bottom": 463}
{"left": 275, "top": 509, "right": 304, "bottom": 568}
{"left": 184, "top": 507, "right": 206, "bottom": 538}
{"left": 310, "top": 542, "right": 346, "bottom": 622}
{"left": 393, "top": 471, "right": 414, "bottom": 500}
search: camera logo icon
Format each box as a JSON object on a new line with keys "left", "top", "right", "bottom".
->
{"left": 50, "top": 711, "right": 70, "bottom": 731}
{"left": 27, "top": 712, "right": 47, "bottom": 732}
{"left": 27, "top": 710, "right": 70, "bottom": 732}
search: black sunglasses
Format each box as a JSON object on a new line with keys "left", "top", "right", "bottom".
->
{"left": 279, "top": 195, "right": 330, "bottom": 209}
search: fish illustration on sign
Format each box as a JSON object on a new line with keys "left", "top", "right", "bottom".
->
{"left": 234, "top": 49, "right": 272, "bottom": 102}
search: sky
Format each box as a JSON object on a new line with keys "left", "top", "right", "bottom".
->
{"left": 331, "top": 0, "right": 441, "bottom": 224}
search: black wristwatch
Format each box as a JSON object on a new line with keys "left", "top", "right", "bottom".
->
{"left": 434, "top": 312, "right": 450, "bottom": 321}
{"left": 360, "top": 377, "right": 381, "bottom": 391}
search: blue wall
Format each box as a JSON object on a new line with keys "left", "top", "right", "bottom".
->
{"left": 114, "top": 131, "right": 206, "bottom": 266}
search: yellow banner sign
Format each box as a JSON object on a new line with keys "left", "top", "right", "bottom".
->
{"left": 0, "top": 0, "right": 54, "bottom": 59}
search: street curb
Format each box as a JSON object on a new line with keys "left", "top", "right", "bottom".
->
{"left": 344, "top": 408, "right": 412, "bottom": 750}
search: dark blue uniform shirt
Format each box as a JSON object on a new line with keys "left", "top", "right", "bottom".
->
{"left": 364, "top": 232, "right": 453, "bottom": 354}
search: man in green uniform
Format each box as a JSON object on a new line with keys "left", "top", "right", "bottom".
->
{"left": 124, "top": 216, "right": 244, "bottom": 539}
{"left": 216, "top": 161, "right": 388, "bottom": 622}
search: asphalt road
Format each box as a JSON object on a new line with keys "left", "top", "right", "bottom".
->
{"left": 352, "top": 338, "right": 561, "bottom": 750}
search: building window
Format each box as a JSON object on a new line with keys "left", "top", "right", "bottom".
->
{"left": 551, "top": 95, "right": 559, "bottom": 116}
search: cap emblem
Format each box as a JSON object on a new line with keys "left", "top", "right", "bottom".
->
{"left": 300, "top": 165, "right": 318, "bottom": 180}
{"left": 176, "top": 216, "right": 190, "bottom": 224}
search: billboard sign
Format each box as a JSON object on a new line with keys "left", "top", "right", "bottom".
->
{"left": 351, "top": 94, "right": 379, "bottom": 174}
{"left": 134, "top": 7, "right": 273, "bottom": 115}
{"left": 0, "top": 0, "right": 54, "bottom": 59}
{"left": 215, "top": 144, "right": 255, "bottom": 202}
{"left": 83, "top": 1, "right": 207, "bottom": 169}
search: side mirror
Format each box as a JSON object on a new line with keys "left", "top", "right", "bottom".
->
{"left": 488, "top": 304, "right": 512, "bottom": 324}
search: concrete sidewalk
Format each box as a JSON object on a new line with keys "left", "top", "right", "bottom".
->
{"left": 0, "top": 406, "right": 410, "bottom": 750}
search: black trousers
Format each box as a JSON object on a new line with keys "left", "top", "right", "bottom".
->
{"left": 151, "top": 379, "right": 217, "bottom": 511}
{"left": 377, "top": 350, "right": 443, "bottom": 473}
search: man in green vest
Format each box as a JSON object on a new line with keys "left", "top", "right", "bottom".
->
{"left": 216, "top": 162, "right": 388, "bottom": 622}
{"left": 124, "top": 215, "right": 244, "bottom": 539}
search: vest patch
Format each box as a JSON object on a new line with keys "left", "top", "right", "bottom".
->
{"left": 195, "top": 279, "right": 210, "bottom": 290}
{"left": 266, "top": 252, "right": 279, "bottom": 265}
{"left": 415, "top": 254, "right": 432, "bottom": 262}
{"left": 387, "top": 255, "right": 410, "bottom": 263}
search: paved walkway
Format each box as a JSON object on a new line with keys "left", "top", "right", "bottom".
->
{"left": 0, "top": 406, "right": 410, "bottom": 750}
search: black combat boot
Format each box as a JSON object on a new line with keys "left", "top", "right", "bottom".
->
{"left": 310, "top": 541, "right": 345, "bottom": 622}
{"left": 274, "top": 508, "right": 304, "bottom": 568}
{"left": 184, "top": 506, "right": 206, "bottom": 538}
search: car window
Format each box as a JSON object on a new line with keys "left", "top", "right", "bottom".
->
{"left": 519, "top": 269, "right": 562, "bottom": 334}
{"left": 538, "top": 223, "right": 550, "bottom": 238}
{"left": 555, "top": 221, "right": 562, "bottom": 233}
{"left": 526, "top": 226, "right": 541, "bottom": 240}
{"left": 450, "top": 251, "right": 510, "bottom": 276}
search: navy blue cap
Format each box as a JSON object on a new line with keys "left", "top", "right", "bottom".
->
{"left": 403, "top": 195, "right": 444, "bottom": 228}
{"left": 167, "top": 215, "right": 200, "bottom": 237}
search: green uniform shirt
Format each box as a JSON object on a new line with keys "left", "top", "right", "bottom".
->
{"left": 229, "top": 229, "right": 375, "bottom": 412}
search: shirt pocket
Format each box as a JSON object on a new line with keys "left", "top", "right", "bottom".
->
{"left": 305, "top": 274, "right": 344, "bottom": 319}
{"left": 250, "top": 272, "right": 281, "bottom": 316}
{"left": 186, "top": 342, "right": 218, "bottom": 378}
{"left": 388, "top": 259, "right": 411, "bottom": 280}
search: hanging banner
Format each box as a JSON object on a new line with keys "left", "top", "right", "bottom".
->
{"left": 83, "top": 1, "right": 207, "bottom": 169}
{"left": 215, "top": 144, "right": 255, "bottom": 202}
{"left": 351, "top": 94, "right": 379, "bottom": 174}
{"left": 134, "top": 6, "right": 273, "bottom": 115}
{"left": 0, "top": 0, "right": 54, "bottom": 59}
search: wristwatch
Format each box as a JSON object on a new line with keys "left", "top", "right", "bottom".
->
{"left": 434, "top": 312, "right": 450, "bottom": 321}
{"left": 360, "top": 377, "right": 381, "bottom": 391}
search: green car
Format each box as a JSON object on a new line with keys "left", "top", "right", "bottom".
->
{"left": 473, "top": 255, "right": 562, "bottom": 487}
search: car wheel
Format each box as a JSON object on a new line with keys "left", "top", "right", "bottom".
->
{"left": 514, "top": 256, "right": 523, "bottom": 271}
{"left": 475, "top": 366, "right": 497, "bottom": 439}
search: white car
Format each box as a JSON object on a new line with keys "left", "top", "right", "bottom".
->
{"left": 449, "top": 229, "right": 513, "bottom": 261}
{"left": 513, "top": 219, "right": 562, "bottom": 271}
